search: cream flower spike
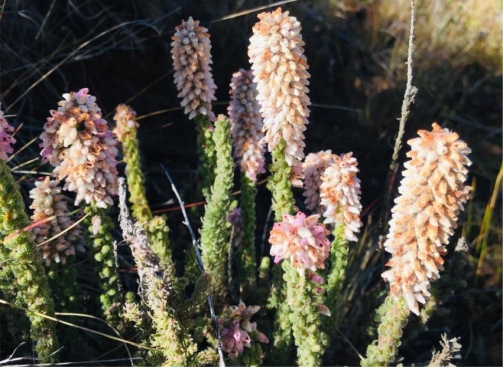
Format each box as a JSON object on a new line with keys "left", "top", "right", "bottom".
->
{"left": 30, "top": 177, "right": 84, "bottom": 265}
{"left": 0, "top": 105, "right": 16, "bottom": 161}
{"left": 302, "top": 150, "right": 336, "bottom": 211}
{"left": 248, "top": 7, "right": 311, "bottom": 186}
{"left": 319, "top": 152, "right": 363, "bottom": 242}
{"left": 228, "top": 69, "right": 265, "bottom": 182}
{"left": 171, "top": 16, "right": 217, "bottom": 120}
{"left": 113, "top": 104, "right": 139, "bottom": 141}
{"left": 382, "top": 123, "right": 472, "bottom": 315}
{"left": 40, "top": 88, "right": 119, "bottom": 209}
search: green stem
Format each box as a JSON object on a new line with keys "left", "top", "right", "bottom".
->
{"left": 85, "top": 206, "right": 122, "bottom": 324}
{"left": 325, "top": 229, "right": 349, "bottom": 330}
{"left": 362, "top": 295, "right": 410, "bottom": 367}
{"left": 200, "top": 115, "right": 234, "bottom": 301}
{"left": 239, "top": 174, "right": 258, "bottom": 294}
{"left": 195, "top": 114, "right": 216, "bottom": 198}
{"left": 0, "top": 160, "right": 59, "bottom": 361}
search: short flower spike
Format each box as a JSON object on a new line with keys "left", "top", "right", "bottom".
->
{"left": 269, "top": 211, "right": 331, "bottom": 275}
{"left": 30, "top": 177, "right": 84, "bottom": 265}
{"left": 320, "top": 152, "right": 363, "bottom": 241}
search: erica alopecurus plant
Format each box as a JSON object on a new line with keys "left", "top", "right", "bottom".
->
{"left": 363, "top": 123, "right": 472, "bottom": 366}
{"left": 171, "top": 16, "right": 217, "bottom": 195}
{"left": 0, "top": 106, "right": 60, "bottom": 361}
{"left": 113, "top": 104, "right": 173, "bottom": 272}
{"left": 249, "top": 8, "right": 329, "bottom": 365}
{"left": 40, "top": 88, "right": 122, "bottom": 323}
{"left": 228, "top": 69, "right": 265, "bottom": 296}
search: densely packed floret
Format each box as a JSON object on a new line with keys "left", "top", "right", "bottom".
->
{"left": 29, "top": 177, "right": 84, "bottom": 265}
{"left": 269, "top": 211, "right": 331, "bottom": 275}
{"left": 381, "top": 123, "right": 471, "bottom": 314}
{"left": 171, "top": 17, "right": 217, "bottom": 120}
{"left": 302, "top": 150, "right": 336, "bottom": 211}
{"left": 228, "top": 69, "right": 265, "bottom": 182}
{"left": 40, "top": 88, "right": 119, "bottom": 208}
{"left": 320, "top": 152, "right": 363, "bottom": 241}
{"left": 248, "top": 7, "right": 311, "bottom": 186}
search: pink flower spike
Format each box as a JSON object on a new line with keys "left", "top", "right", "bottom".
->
{"left": 269, "top": 211, "right": 331, "bottom": 276}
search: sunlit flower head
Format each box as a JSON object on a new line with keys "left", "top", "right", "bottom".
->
{"left": 269, "top": 211, "right": 331, "bottom": 275}
{"left": 171, "top": 17, "right": 217, "bottom": 120}
{"left": 40, "top": 88, "right": 119, "bottom": 208}
{"left": 381, "top": 123, "right": 471, "bottom": 315}
{"left": 248, "top": 7, "right": 311, "bottom": 186}
{"left": 228, "top": 69, "right": 265, "bottom": 182}
{"left": 320, "top": 152, "right": 362, "bottom": 241}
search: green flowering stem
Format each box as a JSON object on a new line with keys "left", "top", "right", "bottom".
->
{"left": 115, "top": 105, "right": 173, "bottom": 272}
{"left": 267, "top": 140, "right": 295, "bottom": 221}
{"left": 284, "top": 262, "right": 328, "bottom": 366}
{"left": 265, "top": 140, "right": 296, "bottom": 362}
{"left": 195, "top": 114, "right": 216, "bottom": 197}
{"left": 239, "top": 174, "right": 258, "bottom": 294}
{"left": 0, "top": 160, "right": 59, "bottom": 361}
{"left": 200, "top": 115, "right": 234, "bottom": 301}
{"left": 325, "top": 227, "right": 349, "bottom": 330}
{"left": 85, "top": 206, "right": 122, "bottom": 324}
{"left": 265, "top": 264, "right": 294, "bottom": 366}
{"left": 361, "top": 295, "right": 410, "bottom": 367}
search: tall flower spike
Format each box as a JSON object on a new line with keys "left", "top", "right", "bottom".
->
{"left": 269, "top": 211, "right": 331, "bottom": 276}
{"left": 382, "top": 123, "right": 471, "bottom": 315}
{"left": 171, "top": 16, "right": 217, "bottom": 120}
{"left": 302, "top": 150, "right": 336, "bottom": 211}
{"left": 0, "top": 105, "right": 16, "bottom": 161}
{"left": 320, "top": 152, "right": 363, "bottom": 241}
{"left": 249, "top": 7, "right": 311, "bottom": 186}
{"left": 40, "top": 88, "right": 119, "bottom": 209}
{"left": 30, "top": 177, "right": 84, "bottom": 265}
{"left": 228, "top": 69, "right": 265, "bottom": 182}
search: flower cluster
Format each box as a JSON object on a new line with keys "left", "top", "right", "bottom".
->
{"left": 227, "top": 206, "right": 243, "bottom": 250}
{"left": 219, "top": 301, "right": 269, "bottom": 358}
{"left": 228, "top": 69, "right": 265, "bottom": 182}
{"left": 269, "top": 212, "right": 331, "bottom": 275}
{"left": 320, "top": 152, "right": 362, "bottom": 241}
{"left": 112, "top": 104, "right": 139, "bottom": 141}
{"left": 29, "top": 177, "right": 84, "bottom": 265}
{"left": 248, "top": 7, "right": 311, "bottom": 186}
{"left": 0, "top": 105, "right": 16, "bottom": 161}
{"left": 40, "top": 88, "right": 119, "bottom": 209}
{"left": 381, "top": 123, "right": 471, "bottom": 315}
{"left": 302, "top": 150, "right": 336, "bottom": 211}
{"left": 171, "top": 17, "right": 217, "bottom": 120}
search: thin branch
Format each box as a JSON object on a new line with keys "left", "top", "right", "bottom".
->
{"left": 378, "top": 0, "right": 417, "bottom": 244}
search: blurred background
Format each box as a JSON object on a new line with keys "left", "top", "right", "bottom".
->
{"left": 1, "top": 0, "right": 501, "bottom": 365}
